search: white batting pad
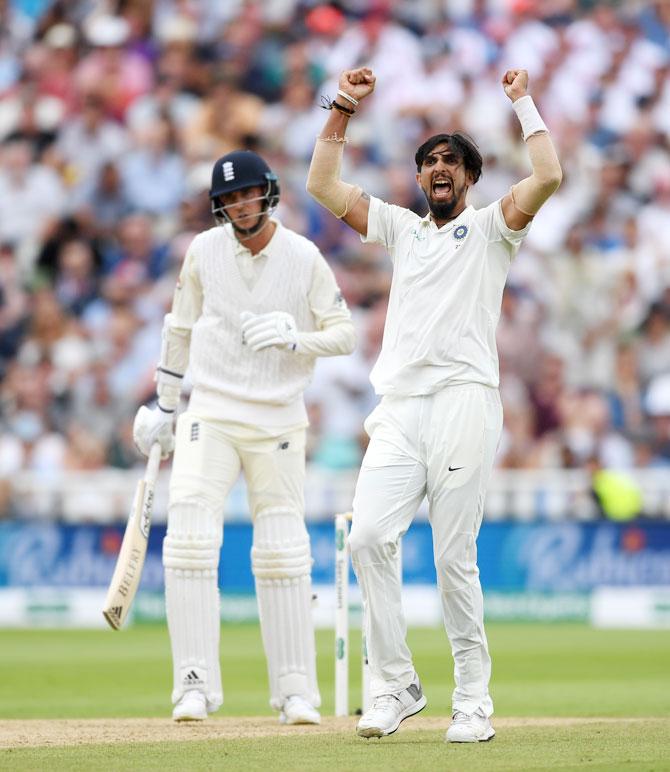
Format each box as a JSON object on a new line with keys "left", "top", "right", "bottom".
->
{"left": 163, "top": 501, "right": 223, "bottom": 712}
{"left": 251, "top": 507, "right": 320, "bottom": 710}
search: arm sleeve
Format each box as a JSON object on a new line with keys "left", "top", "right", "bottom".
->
{"left": 156, "top": 246, "right": 203, "bottom": 408}
{"left": 510, "top": 131, "right": 562, "bottom": 217}
{"left": 295, "top": 253, "right": 356, "bottom": 358}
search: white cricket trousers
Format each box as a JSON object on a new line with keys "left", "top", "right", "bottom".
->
{"left": 165, "top": 411, "right": 320, "bottom": 711}
{"left": 348, "top": 383, "right": 502, "bottom": 717}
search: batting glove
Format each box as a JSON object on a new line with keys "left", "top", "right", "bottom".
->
{"left": 241, "top": 311, "right": 301, "bottom": 352}
{"left": 133, "top": 404, "right": 175, "bottom": 460}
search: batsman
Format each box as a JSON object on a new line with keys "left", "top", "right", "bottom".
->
{"left": 133, "top": 150, "right": 355, "bottom": 723}
{"left": 307, "top": 67, "right": 561, "bottom": 742}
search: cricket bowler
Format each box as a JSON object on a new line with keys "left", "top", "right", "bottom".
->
{"left": 307, "top": 66, "right": 561, "bottom": 742}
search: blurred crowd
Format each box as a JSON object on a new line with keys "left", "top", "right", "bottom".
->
{"left": 1, "top": 0, "right": 670, "bottom": 492}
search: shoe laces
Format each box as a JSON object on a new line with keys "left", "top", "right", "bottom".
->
{"left": 285, "top": 695, "right": 309, "bottom": 710}
{"left": 452, "top": 708, "right": 485, "bottom": 723}
{"left": 372, "top": 694, "right": 401, "bottom": 712}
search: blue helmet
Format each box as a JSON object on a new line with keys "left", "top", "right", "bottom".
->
{"left": 209, "top": 150, "right": 280, "bottom": 231}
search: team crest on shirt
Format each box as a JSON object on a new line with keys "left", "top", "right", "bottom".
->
{"left": 453, "top": 225, "right": 468, "bottom": 240}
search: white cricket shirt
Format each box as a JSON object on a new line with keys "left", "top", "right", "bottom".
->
{"left": 363, "top": 196, "right": 531, "bottom": 395}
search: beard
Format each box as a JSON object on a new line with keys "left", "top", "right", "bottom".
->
{"left": 426, "top": 195, "right": 460, "bottom": 220}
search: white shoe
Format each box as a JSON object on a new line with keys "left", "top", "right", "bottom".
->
{"left": 279, "top": 695, "right": 321, "bottom": 725}
{"left": 356, "top": 676, "right": 427, "bottom": 738}
{"left": 445, "top": 708, "right": 495, "bottom": 742}
{"left": 172, "top": 691, "right": 208, "bottom": 722}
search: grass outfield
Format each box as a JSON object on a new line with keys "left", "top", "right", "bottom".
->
{"left": 1, "top": 623, "right": 669, "bottom": 769}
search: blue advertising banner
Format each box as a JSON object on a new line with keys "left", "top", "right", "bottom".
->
{"left": 1, "top": 520, "right": 669, "bottom": 593}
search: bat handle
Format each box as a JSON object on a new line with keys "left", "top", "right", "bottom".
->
{"left": 145, "top": 442, "right": 162, "bottom": 485}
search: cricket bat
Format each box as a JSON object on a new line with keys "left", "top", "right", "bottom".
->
{"left": 102, "top": 442, "right": 162, "bottom": 630}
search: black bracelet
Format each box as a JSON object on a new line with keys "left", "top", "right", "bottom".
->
{"left": 319, "top": 94, "right": 355, "bottom": 116}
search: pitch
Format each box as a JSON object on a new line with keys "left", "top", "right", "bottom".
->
{"left": 1, "top": 623, "right": 669, "bottom": 770}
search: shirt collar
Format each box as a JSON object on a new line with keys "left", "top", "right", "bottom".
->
{"left": 421, "top": 205, "right": 473, "bottom": 232}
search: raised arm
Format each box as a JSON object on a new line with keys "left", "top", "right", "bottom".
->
{"left": 500, "top": 69, "right": 562, "bottom": 231}
{"left": 306, "top": 68, "right": 376, "bottom": 237}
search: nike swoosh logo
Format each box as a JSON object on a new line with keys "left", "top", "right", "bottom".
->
{"left": 448, "top": 466, "right": 464, "bottom": 471}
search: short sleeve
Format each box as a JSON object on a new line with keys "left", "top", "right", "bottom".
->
{"left": 474, "top": 199, "right": 531, "bottom": 257}
{"left": 493, "top": 198, "right": 531, "bottom": 247}
{"left": 360, "top": 196, "right": 418, "bottom": 252}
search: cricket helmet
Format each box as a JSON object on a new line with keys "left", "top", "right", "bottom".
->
{"left": 209, "top": 150, "right": 280, "bottom": 227}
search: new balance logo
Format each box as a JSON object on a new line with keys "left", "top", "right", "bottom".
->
{"left": 222, "top": 161, "right": 234, "bottom": 181}
{"left": 183, "top": 670, "right": 204, "bottom": 686}
{"left": 190, "top": 423, "right": 200, "bottom": 442}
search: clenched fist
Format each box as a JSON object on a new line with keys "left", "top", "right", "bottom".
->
{"left": 502, "top": 69, "right": 529, "bottom": 102}
{"left": 339, "top": 67, "right": 376, "bottom": 104}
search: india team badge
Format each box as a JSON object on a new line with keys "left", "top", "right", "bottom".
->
{"left": 453, "top": 224, "right": 468, "bottom": 240}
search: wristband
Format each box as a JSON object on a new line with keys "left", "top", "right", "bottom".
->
{"left": 512, "top": 95, "right": 548, "bottom": 141}
{"left": 337, "top": 89, "right": 359, "bottom": 107}
{"left": 332, "top": 101, "right": 355, "bottom": 116}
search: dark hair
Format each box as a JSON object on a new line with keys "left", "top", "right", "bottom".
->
{"left": 414, "top": 133, "right": 483, "bottom": 184}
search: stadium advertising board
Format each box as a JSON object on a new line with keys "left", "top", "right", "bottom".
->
{"left": 0, "top": 521, "right": 669, "bottom": 625}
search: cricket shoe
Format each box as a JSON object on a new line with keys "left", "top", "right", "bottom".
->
{"left": 356, "top": 675, "right": 427, "bottom": 738}
{"left": 173, "top": 690, "right": 208, "bottom": 722}
{"left": 279, "top": 695, "right": 321, "bottom": 725}
{"left": 445, "top": 708, "right": 495, "bottom": 742}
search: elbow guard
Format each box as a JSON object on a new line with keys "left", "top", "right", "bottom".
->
{"left": 156, "top": 313, "right": 190, "bottom": 410}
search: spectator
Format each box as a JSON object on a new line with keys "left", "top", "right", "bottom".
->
{"left": 644, "top": 372, "right": 670, "bottom": 464}
{"left": 54, "top": 90, "right": 129, "bottom": 194}
{"left": 0, "top": 138, "right": 66, "bottom": 264}
{"left": 637, "top": 302, "right": 670, "bottom": 386}
{"left": 74, "top": 160, "right": 133, "bottom": 235}
{"left": 52, "top": 238, "right": 99, "bottom": 317}
{"left": 74, "top": 15, "right": 153, "bottom": 121}
{"left": 35, "top": 23, "right": 80, "bottom": 112}
{"left": 0, "top": 361, "right": 66, "bottom": 477}
{"left": 119, "top": 116, "right": 185, "bottom": 215}
{"left": 102, "top": 212, "right": 170, "bottom": 282}
{"left": 182, "top": 68, "right": 264, "bottom": 160}
{"left": 0, "top": 241, "right": 29, "bottom": 373}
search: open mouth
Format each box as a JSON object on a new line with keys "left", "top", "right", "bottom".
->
{"left": 431, "top": 178, "right": 452, "bottom": 199}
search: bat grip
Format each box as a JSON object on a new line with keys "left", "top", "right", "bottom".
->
{"left": 145, "top": 442, "right": 162, "bottom": 486}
